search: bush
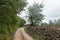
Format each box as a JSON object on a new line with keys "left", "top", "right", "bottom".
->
{"left": 0, "top": 24, "right": 19, "bottom": 40}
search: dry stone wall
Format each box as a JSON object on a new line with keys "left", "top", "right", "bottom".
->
{"left": 26, "top": 26, "right": 60, "bottom": 40}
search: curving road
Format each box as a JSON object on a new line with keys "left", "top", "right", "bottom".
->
{"left": 13, "top": 27, "right": 33, "bottom": 40}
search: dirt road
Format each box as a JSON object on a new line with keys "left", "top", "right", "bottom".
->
{"left": 14, "top": 27, "right": 33, "bottom": 40}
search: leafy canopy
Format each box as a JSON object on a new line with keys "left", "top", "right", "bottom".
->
{"left": 0, "top": 0, "right": 26, "bottom": 25}
{"left": 27, "top": 3, "right": 44, "bottom": 26}
{"left": 0, "top": 0, "right": 26, "bottom": 40}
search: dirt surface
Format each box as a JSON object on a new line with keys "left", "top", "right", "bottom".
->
{"left": 13, "top": 27, "right": 33, "bottom": 40}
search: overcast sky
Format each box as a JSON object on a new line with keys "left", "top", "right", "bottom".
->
{"left": 20, "top": 0, "right": 60, "bottom": 23}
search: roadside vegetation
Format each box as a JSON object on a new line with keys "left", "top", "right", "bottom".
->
{"left": 0, "top": 0, "right": 26, "bottom": 40}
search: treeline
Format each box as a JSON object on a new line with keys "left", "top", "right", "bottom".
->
{"left": 0, "top": 0, "right": 26, "bottom": 40}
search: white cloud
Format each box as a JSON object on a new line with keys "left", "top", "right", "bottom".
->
{"left": 43, "top": 0, "right": 60, "bottom": 22}
{"left": 27, "top": 0, "right": 44, "bottom": 5}
{"left": 20, "top": 0, "right": 60, "bottom": 23}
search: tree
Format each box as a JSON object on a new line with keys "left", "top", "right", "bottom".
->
{"left": 54, "top": 19, "right": 60, "bottom": 26}
{"left": 0, "top": 0, "right": 26, "bottom": 13}
{"left": 49, "top": 20, "right": 54, "bottom": 25}
{"left": 0, "top": 0, "right": 26, "bottom": 40}
{"left": 19, "top": 18, "right": 26, "bottom": 26}
{"left": 0, "top": 0, "right": 26, "bottom": 25}
{"left": 27, "top": 3, "right": 44, "bottom": 26}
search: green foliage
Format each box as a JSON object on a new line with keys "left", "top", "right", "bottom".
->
{"left": 19, "top": 18, "right": 26, "bottom": 26}
{"left": 49, "top": 20, "right": 54, "bottom": 25}
{"left": 0, "top": 0, "right": 26, "bottom": 13}
{"left": 41, "top": 23, "right": 48, "bottom": 27}
{"left": 54, "top": 19, "right": 60, "bottom": 27}
{"left": 0, "top": 0, "right": 26, "bottom": 40}
{"left": 6, "top": 35, "right": 11, "bottom": 40}
{"left": 33, "top": 34, "right": 44, "bottom": 40}
{"left": 27, "top": 3, "right": 44, "bottom": 26}
{"left": 0, "top": 0, "right": 26, "bottom": 25}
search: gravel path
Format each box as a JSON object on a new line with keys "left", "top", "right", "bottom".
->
{"left": 13, "top": 27, "right": 33, "bottom": 40}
